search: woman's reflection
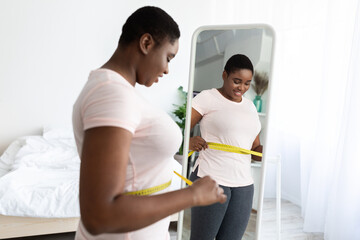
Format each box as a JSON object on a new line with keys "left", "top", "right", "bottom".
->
{"left": 188, "top": 54, "right": 263, "bottom": 240}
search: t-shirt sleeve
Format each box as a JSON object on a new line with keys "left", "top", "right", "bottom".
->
{"left": 81, "top": 81, "right": 141, "bottom": 134}
{"left": 192, "top": 90, "right": 211, "bottom": 116}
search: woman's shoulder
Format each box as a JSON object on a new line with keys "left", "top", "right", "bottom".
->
{"left": 192, "top": 89, "right": 218, "bottom": 105}
{"left": 77, "top": 69, "right": 139, "bottom": 109}
{"left": 82, "top": 69, "right": 138, "bottom": 100}
{"left": 195, "top": 88, "right": 217, "bottom": 98}
{"left": 88, "top": 68, "right": 134, "bottom": 88}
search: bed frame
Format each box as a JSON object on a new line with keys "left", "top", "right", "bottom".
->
{"left": 0, "top": 215, "right": 79, "bottom": 239}
{"left": 0, "top": 214, "right": 178, "bottom": 239}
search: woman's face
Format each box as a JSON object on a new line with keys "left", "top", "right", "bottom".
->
{"left": 221, "top": 69, "right": 253, "bottom": 102}
{"left": 138, "top": 38, "right": 179, "bottom": 87}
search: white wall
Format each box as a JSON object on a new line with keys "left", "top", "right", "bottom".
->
{"left": 0, "top": 0, "right": 313, "bottom": 207}
{"left": 0, "top": 0, "right": 236, "bottom": 154}
{"left": 193, "top": 58, "right": 223, "bottom": 92}
{"left": 0, "top": 0, "right": 132, "bottom": 153}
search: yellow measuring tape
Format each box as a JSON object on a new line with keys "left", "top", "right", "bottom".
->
{"left": 173, "top": 170, "right": 193, "bottom": 186}
{"left": 124, "top": 180, "right": 172, "bottom": 196}
{"left": 125, "top": 142, "right": 261, "bottom": 195}
{"left": 188, "top": 142, "right": 263, "bottom": 157}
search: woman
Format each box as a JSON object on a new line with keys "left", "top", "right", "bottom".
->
{"left": 72, "top": 6, "right": 226, "bottom": 240}
{"left": 189, "top": 54, "right": 263, "bottom": 240}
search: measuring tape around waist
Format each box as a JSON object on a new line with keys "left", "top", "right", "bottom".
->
{"left": 124, "top": 180, "right": 172, "bottom": 196}
{"left": 124, "top": 142, "right": 261, "bottom": 195}
{"left": 188, "top": 142, "right": 263, "bottom": 157}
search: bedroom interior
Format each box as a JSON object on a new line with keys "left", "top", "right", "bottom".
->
{"left": 0, "top": 0, "right": 359, "bottom": 240}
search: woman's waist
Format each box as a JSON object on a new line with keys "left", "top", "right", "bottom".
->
{"left": 199, "top": 148, "right": 252, "bottom": 162}
{"left": 123, "top": 159, "right": 173, "bottom": 195}
{"left": 196, "top": 162, "right": 254, "bottom": 187}
{"left": 196, "top": 153, "right": 252, "bottom": 178}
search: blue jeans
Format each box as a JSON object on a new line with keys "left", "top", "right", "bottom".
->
{"left": 189, "top": 167, "right": 254, "bottom": 240}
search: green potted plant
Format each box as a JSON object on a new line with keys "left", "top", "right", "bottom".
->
{"left": 172, "top": 86, "right": 187, "bottom": 156}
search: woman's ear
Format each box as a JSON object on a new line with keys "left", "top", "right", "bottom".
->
{"left": 139, "top": 33, "right": 155, "bottom": 55}
{"left": 222, "top": 70, "right": 228, "bottom": 81}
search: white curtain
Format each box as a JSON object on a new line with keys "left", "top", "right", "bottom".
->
{"left": 209, "top": 0, "right": 360, "bottom": 238}
{"left": 299, "top": 1, "right": 360, "bottom": 239}
{"left": 216, "top": 1, "right": 360, "bottom": 238}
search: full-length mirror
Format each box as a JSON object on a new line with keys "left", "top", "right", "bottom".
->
{"left": 177, "top": 24, "right": 275, "bottom": 240}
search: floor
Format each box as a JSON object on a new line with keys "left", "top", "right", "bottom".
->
{"left": 5, "top": 199, "right": 324, "bottom": 240}
{"left": 178, "top": 198, "right": 324, "bottom": 240}
{"left": 258, "top": 199, "right": 324, "bottom": 240}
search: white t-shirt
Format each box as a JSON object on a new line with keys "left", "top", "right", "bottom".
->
{"left": 72, "top": 68, "right": 182, "bottom": 240}
{"left": 192, "top": 88, "right": 261, "bottom": 187}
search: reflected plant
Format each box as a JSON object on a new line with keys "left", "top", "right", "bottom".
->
{"left": 252, "top": 71, "right": 269, "bottom": 96}
{"left": 172, "top": 86, "right": 187, "bottom": 155}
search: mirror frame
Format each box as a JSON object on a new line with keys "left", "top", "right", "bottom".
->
{"left": 177, "top": 24, "right": 276, "bottom": 240}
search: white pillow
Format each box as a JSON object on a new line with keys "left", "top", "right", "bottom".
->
{"left": 0, "top": 138, "right": 26, "bottom": 178}
{"left": 42, "top": 125, "right": 74, "bottom": 140}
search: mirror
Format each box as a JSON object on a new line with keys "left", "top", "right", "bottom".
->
{"left": 177, "top": 24, "right": 275, "bottom": 240}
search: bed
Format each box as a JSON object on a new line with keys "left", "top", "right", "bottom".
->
{"left": 0, "top": 127, "right": 182, "bottom": 239}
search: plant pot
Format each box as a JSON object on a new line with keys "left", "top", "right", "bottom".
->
{"left": 253, "top": 95, "right": 262, "bottom": 112}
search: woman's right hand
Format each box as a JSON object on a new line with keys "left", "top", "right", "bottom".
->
{"left": 189, "top": 176, "right": 227, "bottom": 206}
{"left": 189, "top": 136, "right": 208, "bottom": 151}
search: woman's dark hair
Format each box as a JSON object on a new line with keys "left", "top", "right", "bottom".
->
{"left": 224, "top": 54, "right": 254, "bottom": 75}
{"left": 119, "top": 6, "right": 180, "bottom": 46}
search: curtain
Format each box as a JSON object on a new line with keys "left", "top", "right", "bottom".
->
{"left": 220, "top": 1, "right": 360, "bottom": 238}
{"left": 191, "top": 0, "right": 360, "bottom": 238}
{"left": 300, "top": 1, "right": 360, "bottom": 239}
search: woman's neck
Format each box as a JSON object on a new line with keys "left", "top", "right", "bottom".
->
{"left": 101, "top": 46, "right": 137, "bottom": 86}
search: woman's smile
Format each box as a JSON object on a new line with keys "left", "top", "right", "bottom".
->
{"left": 234, "top": 90, "right": 243, "bottom": 96}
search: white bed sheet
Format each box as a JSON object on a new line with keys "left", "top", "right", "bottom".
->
{"left": 0, "top": 128, "right": 183, "bottom": 218}
{"left": 0, "top": 133, "right": 80, "bottom": 218}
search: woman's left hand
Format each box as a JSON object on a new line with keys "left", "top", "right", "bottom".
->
{"left": 251, "top": 134, "right": 262, "bottom": 161}
{"left": 189, "top": 136, "right": 208, "bottom": 151}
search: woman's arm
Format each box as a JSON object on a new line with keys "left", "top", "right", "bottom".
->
{"left": 190, "top": 107, "right": 202, "bottom": 129}
{"left": 79, "top": 126, "right": 226, "bottom": 235}
{"left": 189, "top": 108, "right": 208, "bottom": 151}
{"left": 251, "top": 134, "right": 263, "bottom": 161}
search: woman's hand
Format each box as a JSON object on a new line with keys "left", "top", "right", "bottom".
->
{"left": 189, "top": 136, "right": 208, "bottom": 151}
{"left": 251, "top": 134, "right": 262, "bottom": 161}
{"left": 189, "top": 176, "right": 227, "bottom": 206}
